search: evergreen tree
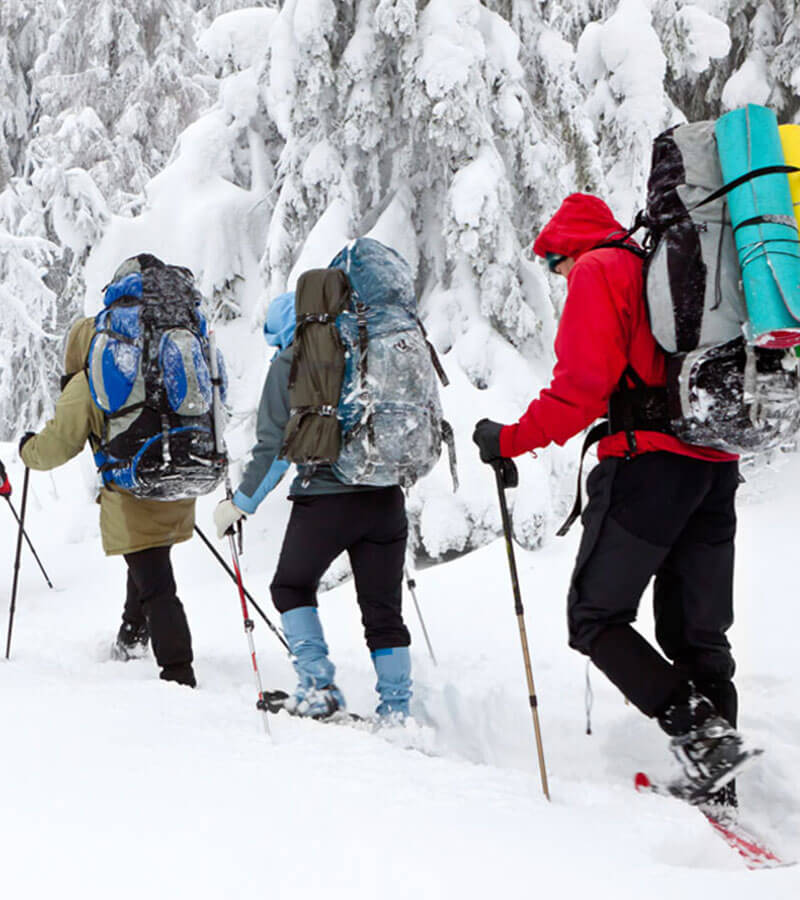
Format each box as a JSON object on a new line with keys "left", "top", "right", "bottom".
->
{"left": 0, "top": 0, "right": 55, "bottom": 189}
{"left": 2, "top": 0, "right": 798, "bottom": 552}
{"left": 0, "top": 194, "right": 60, "bottom": 437}
{"left": 0, "top": 0, "right": 214, "bottom": 437}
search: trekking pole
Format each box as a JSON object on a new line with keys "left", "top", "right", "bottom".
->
{"left": 193, "top": 524, "right": 289, "bottom": 653}
{"left": 402, "top": 494, "right": 437, "bottom": 665}
{"left": 5, "top": 467, "right": 31, "bottom": 659}
{"left": 404, "top": 566, "right": 437, "bottom": 666}
{"left": 2, "top": 496, "right": 53, "bottom": 589}
{"left": 491, "top": 457, "right": 550, "bottom": 801}
{"left": 225, "top": 502, "right": 271, "bottom": 736}
{"left": 208, "top": 331, "right": 270, "bottom": 735}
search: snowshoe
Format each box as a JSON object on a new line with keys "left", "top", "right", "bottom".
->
{"left": 263, "top": 685, "right": 348, "bottom": 720}
{"left": 110, "top": 621, "right": 150, "bottom": 661}
{"left": 634, "top": 772, "right": 791, "bottom": 870}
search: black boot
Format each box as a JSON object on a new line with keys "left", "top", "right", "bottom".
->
{"left": 160, "top": 662, "right": 196, "bottom": 688}
{"left": 111, "top": 620, "right": 150, "bottom": 661}
{"left": 658, "top": 684, "right": 757, "bottom": 805}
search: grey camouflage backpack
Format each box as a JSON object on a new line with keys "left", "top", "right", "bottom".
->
{"left": 282, "top": 239, "right": 458, "bottom": 488}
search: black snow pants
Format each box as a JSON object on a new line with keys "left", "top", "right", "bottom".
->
{"left": 123, "top": 546, "right": 194, "bottom": 671}
{"left": 568, "top": 452, "right": 739, "bottom": 725}
{"left": 270, "top": 487, "right": 411, "bottom": 652}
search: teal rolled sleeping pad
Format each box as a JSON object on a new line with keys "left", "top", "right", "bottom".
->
{"left": 715, "top": 104, "right": 800, "bottom": 347}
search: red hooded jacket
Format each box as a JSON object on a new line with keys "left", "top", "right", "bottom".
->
{"left": 499, "top": 193, "right": 736, "bottom": 462}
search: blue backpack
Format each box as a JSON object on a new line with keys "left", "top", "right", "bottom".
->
{"left": 281, "top": 239, "right": 457, "bottom": 489}
{"left": 86, "top": 254, "right": 228, "bottom": 500}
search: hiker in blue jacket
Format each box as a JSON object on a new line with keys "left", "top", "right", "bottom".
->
{"left": 213, "top": 285, "right": 412, "bottom": 721}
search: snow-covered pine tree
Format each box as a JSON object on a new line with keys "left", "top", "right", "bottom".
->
{"left": 0, "top": 210, "right": 59, "bottom": 438}
{"left": 0, "top": 1, "right": 56, "bottom": 191}
{"left": 3, "top": 0, "right": 798, "bottom": 554}
{"left": 32, "top": 0, "right": 212, "bottom": 211}
{"left": 0, "top": 0, "right": 215, "bottom": 438}
{"left": 650, "top": 1, "right": 799, "bottom": 124}
{"left": 575, "top": 0, "right": 678, "bottom": 218}
{"left": 240, "top": 0, "right": 570, "bottom": 555}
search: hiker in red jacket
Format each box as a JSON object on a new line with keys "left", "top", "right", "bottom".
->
{"left": 473, "top": 193, "right": 755, "bottom": 811}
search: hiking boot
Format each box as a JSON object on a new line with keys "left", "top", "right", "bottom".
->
{"left": 160, "top": 662, "right": 196, "bottom": 688}
{"left": 111, "top": 621, "right": 150, "bottom": 661}
{"left": 658, "top": 687, "right": 759, "bottom": 804}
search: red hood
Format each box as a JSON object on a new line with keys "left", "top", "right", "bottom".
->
{"left": 532, "top": 193, "right": 628, "bottom": 259}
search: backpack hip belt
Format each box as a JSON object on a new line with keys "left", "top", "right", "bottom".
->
{"left": 607, "top": 365, "right": 674, "bottom": 455}
{"left": 557, "top": 367, "right": 674, "bottom": 536}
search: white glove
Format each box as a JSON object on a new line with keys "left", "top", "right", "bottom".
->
{"left": 214, "top": 498, "right": 245, "bottom": 539}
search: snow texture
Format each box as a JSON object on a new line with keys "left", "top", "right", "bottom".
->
{"left": 198, "top": 8, "right": 279, "bottom": 74}
{"left": 0, "top": 445, "right": 799, "bottom": 897}
{"left": 1, "top": 2, "right": 800, "bottom": 887}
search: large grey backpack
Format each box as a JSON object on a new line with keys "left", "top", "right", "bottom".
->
{"left": 282, "top": 239, "right": 458, "bottom": 489}
{"left": 640, "top": 121, "right": 800, "bottom": 453}
{"left": 559, "top": 123, "right": 800, "bottom": 536}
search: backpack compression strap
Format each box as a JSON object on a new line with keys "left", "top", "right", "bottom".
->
{"left": 733, "top": 213, "right": 799, "bottom": 232}
{"left": 416, "top": 319, "right": 458, "bottom": 489}
{"left": 417, "top": 318, "right": 450, "bottom": 387}
{"left": 441, "top": 420, "right": 459, "bottom": 492}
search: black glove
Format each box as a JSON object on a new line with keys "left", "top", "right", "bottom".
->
{"left": 18, "top": 431, "right": 35, "bottom": 455}
{"left": 0, "top": 460, "right": 9, "bottom": 498}
{"left": 472, "top": 418, "right": 505, "bottom": 463}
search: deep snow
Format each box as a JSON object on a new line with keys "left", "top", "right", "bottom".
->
{"left": 0, "top": 443, "right": 799, "bottom": 899}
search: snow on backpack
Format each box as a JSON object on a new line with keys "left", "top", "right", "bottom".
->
{"left": 559, "top": 117, "right": 800, "bottom": 535}
{"left": 280, "top": 238, "right": 457, "bottom": 489}
{"left": 613, "top": 118, "right": 800, "bottom": 456}
{"left": 86, "top": 253, "right": 228, "bottom": 500}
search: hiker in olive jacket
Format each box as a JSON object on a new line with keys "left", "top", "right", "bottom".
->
{"left": 20, "top": 315, "right": 197, "bottom": 687}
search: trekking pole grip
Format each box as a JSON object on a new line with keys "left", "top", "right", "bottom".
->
{"left": 491, "top": 457, "right": 519, "bottom": 490}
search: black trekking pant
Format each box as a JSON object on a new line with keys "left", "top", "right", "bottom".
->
{"left": 123, "top": 546, "right": 193, "bottom": 669}
{"left": 568, "top": 453, "right": 739, "bottom": 723}
{"left": 270, "top": 487, "right": 411, "bottom": 652}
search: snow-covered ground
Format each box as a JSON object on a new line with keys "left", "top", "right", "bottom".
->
{"left": 1, "top": 445, "right": 798, "bottom": 899}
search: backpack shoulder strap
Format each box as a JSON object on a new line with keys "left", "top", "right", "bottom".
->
{"left": 591, "top": 240, "right": 648, "bottom": 259}
{"left": 555, "top": 421, "right": 610, "bottom": 537}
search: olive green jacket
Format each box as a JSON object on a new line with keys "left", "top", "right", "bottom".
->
{"left": 20, "top": 318, "right": 194, "bottom": 556}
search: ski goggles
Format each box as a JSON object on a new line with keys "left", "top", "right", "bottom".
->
{"left": 546, "top": 252, "right": 568, "bottom": 274}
